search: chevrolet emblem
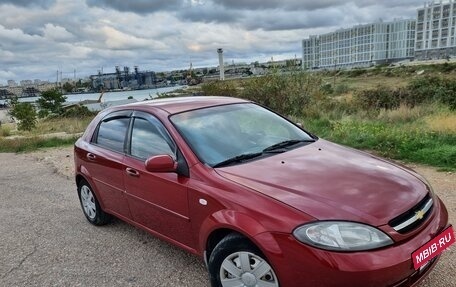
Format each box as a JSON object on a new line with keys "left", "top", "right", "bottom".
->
{"left": 415, "top": 210, "right": 425, "bottom": 220}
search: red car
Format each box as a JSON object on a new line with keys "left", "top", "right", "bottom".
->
{"left": 74, "top": 96, "right": 451, "bottom": 287}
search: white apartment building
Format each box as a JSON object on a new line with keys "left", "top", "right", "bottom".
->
{"left": 415, "top": 1, "right": 456, "bottom": 59}
{"left": 20, "top": 80, "right": 34, "bottom": 87}
{"left": 302, "top": 19, "right": 416, "bottom": 69}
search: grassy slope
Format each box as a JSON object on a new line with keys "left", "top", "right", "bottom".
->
{"left": 304, "top": 67, "right": 456, "bottom": 170}
{"left": 0, "top": 116, "right": 92, "bottom": 153}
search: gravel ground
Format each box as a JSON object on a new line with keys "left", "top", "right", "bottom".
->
{"left": 1, "top": 146, "right": 455, "bottom": 286}
{"left": 0, "top": 150, "right": 209, "bottom": 287}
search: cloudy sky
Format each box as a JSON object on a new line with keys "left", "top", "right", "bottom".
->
{"left": 0, "top": 0, "right": 423, "bottom": 85}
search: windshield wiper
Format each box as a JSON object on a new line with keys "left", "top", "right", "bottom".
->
{"left": 262, "top": 139, "right": 315, "bottom": 153}
{"left": 213, "top": 139, "right": 316, "bottom": 168}
{"left": 213, "top": 152, "right": 263, "bottom": 168}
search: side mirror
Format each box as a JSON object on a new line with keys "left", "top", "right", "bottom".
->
{"left": 145, "top": 155, "right": 177, "bottom": 173}
{"left": 296, "top": 122, "right": 303, "bottom": 128}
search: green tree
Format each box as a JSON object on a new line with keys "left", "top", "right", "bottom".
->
{"left": 36, "top": 89, "right": 67, "bottom": 118}
{"left": 8, "top": 97, "right": 37, "bottom": 131}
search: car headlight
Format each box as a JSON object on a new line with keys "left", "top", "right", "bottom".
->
{"left": 293, "top": 221, "right": 393, "bottom": 251}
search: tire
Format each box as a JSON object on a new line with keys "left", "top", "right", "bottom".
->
{"left": 77, "top": 179, "right": 111, "bottom": 226}
{"left": 208, "top": 233, "right": 280, "bottom": 287}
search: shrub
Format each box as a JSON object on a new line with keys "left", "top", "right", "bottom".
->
{"left": 407, "top": 76, "right": 456, "bottom": 109}
{"left": 441, "top": 62, "right": 456, "bottom": 73}
{"left": 355, "top": 86, "right": 405, "bottom": 110}
{"left": 241, "top": 71, "right": 322, "bottom": 116}
{"left": 439, "top": 80, "right": 456, "bottom": 110}
{"left": 320, "top": 82, "right": 333, "bottom": 95}
{"left": 334, "top": 83, "right": 350, "bottom": 95}
{"left": 58, "top": 105, "right": 97, "bottom": 118}
{"left": 8, "top": 98, "right": 37, "bottom": 131}
{"left": 354, "top": 76, "right": 456, "bottom": 111}
{"left": 201, "top": 80, "right": 238, "bottom": 97}
{"left": 36, "top": 89, "right": 67, "bottom": 117}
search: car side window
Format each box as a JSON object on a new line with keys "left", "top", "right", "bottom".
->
{"left": 96, "top": 117, "right": 130, "bottom": 153}
{"left": 130, "top": 117, "right": 175, "bottom": 160}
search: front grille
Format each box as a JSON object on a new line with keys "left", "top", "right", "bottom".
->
{"left": 389, "top": 194, "right": 433, "bottom": 234}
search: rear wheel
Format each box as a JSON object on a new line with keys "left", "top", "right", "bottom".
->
{"left": 77, "top": 179, "right": 110, "bottom": 225}
{"left": 208, "top": 233, "right": 279, "bottom": 287}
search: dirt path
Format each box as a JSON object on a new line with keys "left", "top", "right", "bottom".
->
{"left": 27, "top": 146, "right": 456, "bottom": 287}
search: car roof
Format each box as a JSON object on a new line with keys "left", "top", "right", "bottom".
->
{"left": 121, "top": 96, "right": 250, "bottom": 114}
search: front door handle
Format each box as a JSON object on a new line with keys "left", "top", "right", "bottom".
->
{"left": 86, "top": 153, "right": 96, "bottom": 161}
{"left": 126, "top": 167, "right": 140, "bottom": 177}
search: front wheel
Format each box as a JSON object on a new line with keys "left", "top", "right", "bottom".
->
{"left": 208, "top": 233, "right": 279, "bottom": 287}
{"left": 77, "top": 179, "right": 111, "bottom": 226}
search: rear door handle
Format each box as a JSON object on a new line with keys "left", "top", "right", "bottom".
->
{"left": 126, "top": 167, "right": 140, "bottom": 177}
{"left": 86, "top": 153, "right": 96, "bottom": 161}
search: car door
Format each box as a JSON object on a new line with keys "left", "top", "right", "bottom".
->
{"left": 85, "top": 110, "right": 132, "bottom": 219}
{"left": 123, "top": 111, "right": 193, "bottom": 247}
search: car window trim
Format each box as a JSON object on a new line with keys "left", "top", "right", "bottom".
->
{"left": 126, "top": 111, "right": 178, "bottom": 159}
{"left": 91, "top": 110, "right": 133, "bottom": 154}
{"left": 125, "top": 111, "right": 190, "bottom": 177}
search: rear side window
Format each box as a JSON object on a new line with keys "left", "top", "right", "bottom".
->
{"left": 130, "top": 118, "right": 175, "bottom": 159}
{"left": 96, "top": 117, "right": 130, "bottom": 153}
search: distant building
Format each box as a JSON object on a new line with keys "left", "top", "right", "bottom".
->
{"left": 90, "top": 66, "right": 157, "bottom": 91}
{"left": 20, "top": 80, "right": 34, "bottom": 87}
{"left": 302, "top": 19, "right": 416, "bottom": 69}
{"left": 415, "top": 1, "right": 456, "bottom": 60}
{"left": 0, "top": 89, "right": 14, "bottom": 100}
{"left": 36, "top": 82, "right": 56, "bottom": 93}
{"left": 7, "top": 80, "right": 17, "bottom": 87}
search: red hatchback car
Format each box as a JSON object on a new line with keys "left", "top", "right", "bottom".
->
{"left": 74, "top": 96, "right": 451, "bottom": 287}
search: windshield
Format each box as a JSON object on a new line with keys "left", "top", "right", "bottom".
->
{"left": 170, "top": 103, "right": 315, "bottom": 167}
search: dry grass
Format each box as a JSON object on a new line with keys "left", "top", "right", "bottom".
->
{"left": 16, "top": 117, "right": 94, "bottom": 136}
{"left": 0, "top": 124, "right": 12, "bottom": 137}
{"left": 425, "top": 114, "right": 456, "bottom": 133}
{"left": 376, "top": 104, "right": 430, "bottom": 123}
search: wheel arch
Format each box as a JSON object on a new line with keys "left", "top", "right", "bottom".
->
{"left": 201, "top": 210, "right": 282, "bottom": 266}
{"left": 75, "top": 172, "right": 106, "bottom": 211}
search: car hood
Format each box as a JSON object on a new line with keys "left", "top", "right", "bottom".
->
{"left": 215, "top": 140, "right": 429, "bottom": 226}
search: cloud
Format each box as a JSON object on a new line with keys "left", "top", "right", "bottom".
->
{"left": 0, "top": 0, "right": 424, "bottom": 84}
{"left": 175, "top": 1, "right": 418, "bottom": 31}
{"left": 0, "top": 0, "right": 55, "bottom": 8}
{"left": 214, "top": 0, "right": 342, "bottom": 11}
{"left": 100, "top": 26, "right": 168, "bottom": 50}
{"left": 0, "top": 70, "right": 16, "bottom": 80}
{"left": 242, "top": 9, "right": 342, "bottom": 31}
{"left": 86, "top": 0, "right": 182, "bottom": 14}
{"left": 0, "top": 25, "right": 43, "bottom": 46}
{"left": 178, "top": 3, "right": 239, "bottom": 24}
{"left": 214, "top": 0, "right": 421, "bottom": 11}
{"left": 175, "top": 2, "right": 346, "bottom": 31}
{"left": 42, "top": 23, "right": 75, "bottom": 41}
